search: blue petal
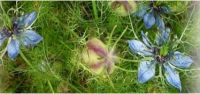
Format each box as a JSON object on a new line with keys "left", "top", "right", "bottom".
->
{"left": 20, "top": 30, "right": 43, "bottom": 46}
{"left": 17, "top": 11, "right": 37, "bottom": 29}
{"left": 0, "top": 31, "right": 7, "bottom": 47}
{"left": 138, "top": 61, "right": 156, "bottom": 83}
{"left": 141, "top": 31, "right": 152, "bottom": 48}
{"left": 128, "top": 40, "right": 153, "bottom": 56}
{"left": 164, "top": 63, "right": 181, "bottom": 91}
{"left": 7, "top": 39, "right": 20, "bottom": 60}
{"left": 135, "top": 5, "right": 148, "bottom": 18}
{"left": 143, "top": 12, "right": 155, "bottom": 29}
{"left": 170, "top": 51, "right": 193, "bottom": 68}
{"left": 155, "top": 15, "right": 165, "bottom": 30}
{"left": 156, "top": 28, "right": 170, "bottom": 46}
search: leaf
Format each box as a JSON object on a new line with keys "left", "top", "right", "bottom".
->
{"left": 170, "top": 51, "right": 193, "bottom": 68}
{"left": 138, "top": 61, "right": 156, "bottom": 83}
{"left": 164, "top": 63, "right": 181, "bottom": 91}
{"left": 143, "top": 12, "right": 155, "bottom": 29}
{"left": 128, "top": 40, "right": 153, "bottom": 56}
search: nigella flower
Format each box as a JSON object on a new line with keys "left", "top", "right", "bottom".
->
{"left": 128, "top": 28, "right": 193, "bottom": 90}
{"left": 82, "top": 38, "right": 117, "bottom": 74}
{"left": 0, "top": 11, "right": 43, "bottom": 60}
{"left": 109, "top": 0, "right": 137, "bottom": 16}
{"left": 135, "top": 1, "right": 170, "bottom": 30}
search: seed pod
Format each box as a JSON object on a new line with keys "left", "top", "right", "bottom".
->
{"left": 82, "top": 38, "right": 116, "bottom": 75}
{"left": 109, "top": 0, "right": 137, "bottom": 16}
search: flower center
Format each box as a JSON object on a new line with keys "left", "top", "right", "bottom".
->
{"left": 149, "top": 1, "right": 163, "bottom": 13}
{"left": 2, "top": 28, "right": 12, "bottom": 37}
{"left": 153, "top": 47, "right": 170, "bottom": 64}
{"left": 2, "top": 22, "right": 20, "bottom": 38}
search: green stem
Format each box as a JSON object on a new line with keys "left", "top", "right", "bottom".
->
{"left": 178, "top": 6, "right": 195, "bottom": 43}
{"left": 128, "top": 13, "right": 138, "bottom": 39}
{"left": 19, "top": 51, "right": 34, "bottom": 69}
{"left": 112, "top": 26, "right": 128, "bottom": 50}
{"left": 48, "top": 80, "right": 55, "bottom": 93}
{"left": 20, "top": 51, "right": 55, "bottom": 93}
{"left": 67, "top": 81, "right": 82, "bottom": 93}
{"left": 159, "top": 65, "right": 162, "bottom": 77}
{"left": 0, "top": 2, "right": 5, "bottom": 13}
{"left": 108, "top": 25, "right": 117, "bottom": 47}
{"left": 92, "top": 0, "right": 98, "bottom": 21}
{"left": 159, "top": 65, "right": 165, "bottom": 85}
{"left": 106, "top": 74, "right": 116, "bottom": 92}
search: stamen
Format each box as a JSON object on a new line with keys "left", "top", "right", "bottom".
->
{"left": 2, "top": 28, "right": 11, "bottom": 37}
{"left": 153, "top": 47, "right": 170, "bottom": 64}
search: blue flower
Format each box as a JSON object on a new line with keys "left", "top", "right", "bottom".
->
{"left": 0, "top": 11, "right": 43, "bottom": 60}
{"left": 128, "top": 28, "right": 193, "bottom": 91}
{"left": 135, "top": 2, "right": 170, "bottom": 30}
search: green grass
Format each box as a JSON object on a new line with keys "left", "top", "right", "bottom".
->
{"left": 0, "top": 1, "right": 198, "bottom": 93}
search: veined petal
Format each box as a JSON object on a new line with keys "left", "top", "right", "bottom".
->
{"left": 141, "top": 31, "right": 152, "bottom": 48}
{"left": 17, "top": 11, "right": 37, "bottom": 29}
{"left": 164, "top": 63, "right": 181, "bottom": 91}
{"left": 143, "top": 12, "right": 155, "bottom": 29}
{"left": 170, "top": 51, "right": 193, "bottom": 68}
{"left": 20, "top": 30, "right": 43, "bottom": 46}
{"left": 7, "top": 39, "right": 20, "bottom": 60}
{"left": 128, "top": 40, "right": 153, "bottom": 56}
{"left": 155, "top": 15, "right": 165, "bottom": 30}
{"left": 138, "top": 61, "right": 156, "bottom": 83}
{"left": 0, "top": 31, "right": 7, "bottom": 47}
{"left": 156, "top": 28, "right": 170, "bottom": 46}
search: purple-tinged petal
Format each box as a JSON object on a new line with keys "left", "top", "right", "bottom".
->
{"left": 141, "top": 31, "right": 152, "bottom": 48}
{"left": 128, "top": 40, "right": 153, "bottom": 56}
{"left": 17, "top": 11, "right": 37, "bottom": 29}
{"left": 155, "top": 15, "right": 165, "bottom": 30}
{"left": 90, "top": 61, "right": 104, "bottom": 70}
{"left": 87, "top": 38, "right": 108, "bottom": 57}
{"left": 105, "top": 60, "right": 115, "bottom": 74}
{"left": 143, "top": 12, "right": 155, "bottom": 29}
{"left": 164, "top": 63, "right": 181, "bottom": 91}
{"left": 20, "top": 30, "right": 43, "bottom": 46}
{"left": 7, "top": 39, "right": 20, "bottom": 60}
{"left": 170, "top": 51, "right": 193, "bottom": 68}
{"left": 138, "top": 61, "right": 156, "bottom": 83}
{"left": 89, "top": 60, "right": 105, "bottom": 74}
